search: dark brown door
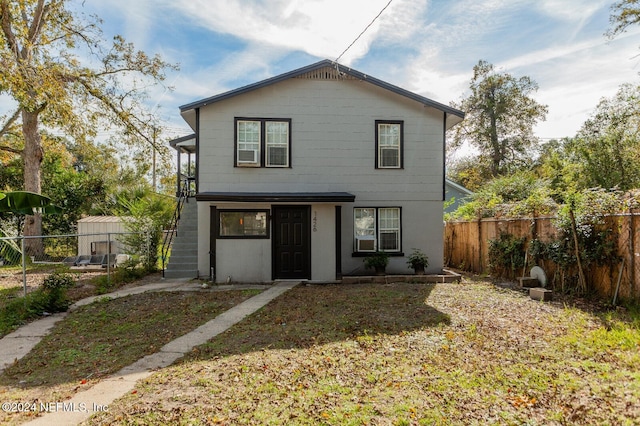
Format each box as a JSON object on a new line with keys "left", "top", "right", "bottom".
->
{"left": 273, "top": 206, "right": 310, "bottom": 279}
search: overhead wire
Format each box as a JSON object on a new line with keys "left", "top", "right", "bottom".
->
{"left": 335, "top": 0, "right": 394, "bottom": 64}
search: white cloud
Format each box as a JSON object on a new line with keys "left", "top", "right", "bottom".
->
{"left": 534, "top": 0, "right": 609, "bottom": 23}
{"left": 165, "top": 0, "right": 411, "bottom": 64}
{"left": 74, "top": 0, "right": 640, "bottom": 142}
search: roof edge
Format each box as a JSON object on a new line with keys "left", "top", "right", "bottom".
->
{"left": 195, "top": 191, "right": 356, "bottom": 203}
{"left": 179, "top": 59, "right": 464, "bottom": 119}
{"left": 169, "top": 133, "right": 196, "bottom": 147}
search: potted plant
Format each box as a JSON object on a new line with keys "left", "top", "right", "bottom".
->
{"left": 407, "top": 248, "right": 429, "bottom": 275}
{"left": 364, "top": 251, "right": 390, "bottom": 275}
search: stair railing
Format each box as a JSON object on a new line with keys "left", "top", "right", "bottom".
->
{"left": 161, "top": 179, "right": 191, "bottom": 277}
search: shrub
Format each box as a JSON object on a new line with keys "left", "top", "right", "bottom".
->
{"left": 41, "top": 272, "right": 76, "bottom": 312}
{"left": 364, "top": 252, "right": 390, "bottom": 273}
{"left": 407, "top": 249, "right": 429, "bottom": 271}
{"left": 488, "top": 233, "right": 526, "bottom": 277}
{"left": 93, "top": 260, "right": 148, "bottom": 294}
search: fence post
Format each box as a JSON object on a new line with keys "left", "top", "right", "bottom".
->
{"left": 477, "top": 217, "right": 483, "bottom": 274}
{"left": 107, "top": 232, "right": 111, "bottom": 288}
{"left": 630, "top": 209, "right": 636, "bottom": 297}
{"left": 145, "top": 231, "right": 151, "bottom": 269}
{"left": 21, "top": 237, "right": 27, "bottom": 297}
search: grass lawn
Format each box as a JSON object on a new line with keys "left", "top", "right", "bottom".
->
{"left": 1, "top": 277, "right": 639, "bottom": 425}
{"left": 0, "top": 288, "right": 262, "bottom": 425}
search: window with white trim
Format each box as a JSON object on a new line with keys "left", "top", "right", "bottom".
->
{"left": 354, "top": 207, "right": 401, "bottom": 252}
{"left": 266, "top": 121, "right": 289, "bottom": 167}
{"left": 237, "top": 120, "right": 260, "bottom": 165}
{"left": 375, "top": 121, "right": 403, "bottom": 169}
{"left": 235, "top": 118, "right": 291, "bottom": 167}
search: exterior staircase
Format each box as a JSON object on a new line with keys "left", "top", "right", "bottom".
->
{"left": 163, "top": 199, "right": 199, "bottom": 279}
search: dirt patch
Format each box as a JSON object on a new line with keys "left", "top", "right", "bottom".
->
{"left": 0, "top": 268, "right": 102, "bottom": 293}
{"left": 0, "top": 267, "right": 163, "bottom": 301}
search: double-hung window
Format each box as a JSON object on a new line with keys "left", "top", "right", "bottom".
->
{"left": 235, "top": 118, "right": 291, "bottom": 167}
{"left": 375, "top": 120, "right": 403, "bottom": 169}
{"left": 237, "top": 120, "right": 261, "bottom": 165}
{"left": 354, "top": 207, "right": 401, "bottom": 253}
{"left": 266, "top": 121, "right": 289, "bottom": 167}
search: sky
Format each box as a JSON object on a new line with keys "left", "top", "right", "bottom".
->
{"left": 76, "top": 0, "right": 640, "bottom": 141}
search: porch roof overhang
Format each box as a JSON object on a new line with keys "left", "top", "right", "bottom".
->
{"left": 169, "top": 134, "right": 196, "bottom": 154}
{"left": 195, "top": 192, "right": 356, "bottom": 203}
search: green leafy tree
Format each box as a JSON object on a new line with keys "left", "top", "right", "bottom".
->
{"left": 446, "top": 155, "right": 493, "bottom": 192}
{"left": 450, "top": 60, "right": 548, "bottom": 177}
{"left": 531, "top": 138, "right": 582, "bottom": 200}
{"left": 116, "top": 187, "right": 174, "bottom": 271}
{"left": 450, "top": 171, "right": 556, "bottom": 220}
{"left": 534, "top": 84, "right": 640, "bottom": 194}
{"left": 0, "top": 0, "right": 176, "bottom": 254}
{"left": 573, "top": 83, "right": 640, "bottom": 191}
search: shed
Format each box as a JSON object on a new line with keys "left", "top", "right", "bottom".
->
{"left": 77, "top": 216, "right": 127, "bottom": 255}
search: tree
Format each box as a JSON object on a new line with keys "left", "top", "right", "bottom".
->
{"left": 446, "top": 155, "right": 493, "bottom": 192}
{"left": 449, "top": 171, "right": 556, "bottom": 220}
{"left": 115, "top": 186, "right": 174, "bottom": 271}
{"left": 449, "top": 60, "right": 548, "bottom": 177}
{"left": 0, "top": 0, "right": 176, "bottom": 254}
{"left": 607, "top": 0, "right": 640, "bottom": 40}
{"left": 571, "top": 83, "right": 640, "bottom": 190}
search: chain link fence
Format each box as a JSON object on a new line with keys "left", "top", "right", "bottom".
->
{"left": 0, "top": 232, "right": 150, "bottom": 295}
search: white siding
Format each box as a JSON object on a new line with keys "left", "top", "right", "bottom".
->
{"left": 77, "top": 216, "right": 127, "bottom": 255}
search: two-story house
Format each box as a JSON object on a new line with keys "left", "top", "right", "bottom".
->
{"left": 166, "top": 60, "right": 464, "bottom": 282}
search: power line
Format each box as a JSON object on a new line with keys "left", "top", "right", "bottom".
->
{"left": 335, "top": 0, "right": 394, "bottom": 63}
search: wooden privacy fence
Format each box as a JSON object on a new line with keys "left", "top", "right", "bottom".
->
{"left": 444, "top": 212, "right": 640, "bottom": 303}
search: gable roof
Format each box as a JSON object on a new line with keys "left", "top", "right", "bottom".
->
{"left": 179, "top": 59, "right": 464, "bottom": 129}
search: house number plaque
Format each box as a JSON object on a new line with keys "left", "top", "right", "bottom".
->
{"left": 313, "top": 211, "right": 318, "bottom": 232}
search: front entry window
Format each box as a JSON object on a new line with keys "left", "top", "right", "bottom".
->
{"left": 217, "top": 210, "right": 269, "bottom": 238}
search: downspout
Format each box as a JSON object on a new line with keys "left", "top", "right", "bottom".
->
{"left": 442, "top": 112, "right": 447, "bottom": 202}
{"left": 176, "top": 147, "right": 182, "bottom": 197}
{"left": 195, "top": 108, "right": 200, "bottom": 195}
{"left": 196, "top": 107, "right": 207, "bottom": 280}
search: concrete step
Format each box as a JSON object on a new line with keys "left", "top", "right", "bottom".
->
{"left": 163, "top": 200, "right": 199, "bottom": 280}
{"left": 172, "top": 236, "right": 197, "bottom": 245}
{"left": 163, "top": 269, "right": 198, "bottom": 279}
{"left": 166, "top": 264, "right": 198, "bottom": 272}
{"left": 173, "top": 233, "right": 198, "bottom": 241}
{"left": 168, "top": 248, "right": 198, "bottom": 257}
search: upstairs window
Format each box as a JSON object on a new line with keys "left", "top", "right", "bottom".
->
{"left": 235, "top": 118, "right": 291, "bottom": 167}
{"left": 266, "top": 121, "right": 289, "bottom": 167}
{"left": 375, "top": 121, "right": 403, "bottom": 169}
{"left": 237, "top": 120, "right": 260, "bottom": 165}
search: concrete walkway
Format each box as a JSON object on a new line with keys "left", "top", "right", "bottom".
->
{"left": 0, "top": 279, "right": 300, "bottom": 426}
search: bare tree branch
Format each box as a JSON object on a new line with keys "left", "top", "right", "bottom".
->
{"left": 0, "top": 0, "right": 20, "bottom": 58}
{"left": 0, "top": 109, "right": 21, "bottom": 139}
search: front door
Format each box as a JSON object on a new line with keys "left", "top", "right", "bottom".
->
{"left": 273, "top": 206, "right": 311, "bottom": 279}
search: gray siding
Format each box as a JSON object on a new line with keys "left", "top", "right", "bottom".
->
{"left": 195, "top": 76, "right": 448, "bottom": 278}
{"left": 197, "top": 78, "right": 444, "bottom": 202}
